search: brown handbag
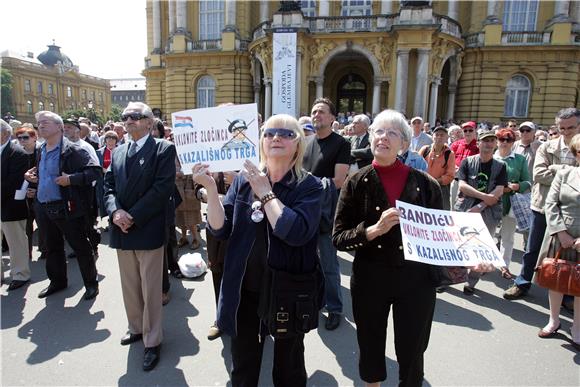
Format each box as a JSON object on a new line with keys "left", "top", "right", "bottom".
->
{"left": 534, "top": 248, "right": 580, "bottom": 297}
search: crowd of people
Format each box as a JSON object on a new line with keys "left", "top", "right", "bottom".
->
{"left": 1, "top": 100, "right": 579, "bottom": 385}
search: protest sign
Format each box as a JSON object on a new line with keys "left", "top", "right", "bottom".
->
{"left": 395, "top": 200, "right": 504, "bottom": 267}
{"left": 172, "top": 103, "right": 260, "bottom": 173}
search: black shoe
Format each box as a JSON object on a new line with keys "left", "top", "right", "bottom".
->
{"left": 143, "top": 345, "right": 161, "bottom": 371}
{"left": 120, "top": 332, "right": 143, "bottom": 346}
{"left": 463, "top": 285, "right": 475, "bottom": 295}
{"left": 38, "top": 282, "right": 67, "bottom": 298}
{"left": 8, "top": 279, "right": 30, "bottom": 291}
{"left": 436, "top": 286, "right": 447, "bottom": 293}
{"left": 83, "top": 286, "right": 99, "bottom": 300}
{"left": 325, "top": 312, "right": 341, "bottom": 330}
{"left": 67, "top": 252, "right": 76, "bottom": 259}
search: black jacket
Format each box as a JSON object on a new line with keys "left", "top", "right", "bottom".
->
{"left": 333, "top": 165, "right": 443, "bottom": 267}
{"left": 350, "top": 132, "right": 372, "bottom": 168}
{"left": 1, "top": 141, "right": 29, "bottom": 221}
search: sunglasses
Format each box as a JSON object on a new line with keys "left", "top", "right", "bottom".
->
{"left": 263, "top": 128, "right": 297, "bottom": 139}
{"left": 498, "top": 138, "right": 514, "bottom": 143}
{"left": 463, "top": 129, "right": 474, "bottom": 133}
{"left": 121, "top": 112, "right": 148, "bottom": 122}
{"left": 17, "top": 135, "right": 30, "bottom": 140}
{"left": 519, "top": 128, "right": 532, "bottom": 133}
{"left": 549, "top": 132, "right": 558, "bottom": 136}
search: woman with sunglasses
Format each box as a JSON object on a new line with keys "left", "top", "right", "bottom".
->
{"left": 192, "top": 114, "right": 322, "bottom": 386}
{"left": 494, "top": 129, "right": 531, "bottom": 279}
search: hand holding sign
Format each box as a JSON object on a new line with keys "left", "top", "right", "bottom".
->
{"left": 366, "top": 208, "right": 400, "bottom": 241}
{"left": 192, "top": 163, "right": 217, "bottom": 193}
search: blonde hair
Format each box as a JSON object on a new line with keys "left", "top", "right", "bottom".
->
{"left": 259, "top": 114, "right": 305, "bottom": 179}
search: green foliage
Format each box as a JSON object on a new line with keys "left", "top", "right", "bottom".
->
{"left": 108, "top": 104, "right": 123, "bottom": 122}
{"left": 62, "top": 107, "right": 105, "bottom": 125}
{"left": 1, "top": 69, "right": 14, "bottom": 116}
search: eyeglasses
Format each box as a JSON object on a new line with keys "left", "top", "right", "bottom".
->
{"left": 519, "top": 128, "right": 533, "bottom": 133}
{"left": 498, "top": 138, "right": 514, "bottom": 143}
{"left": 463, "top": 129, "right": 474, "bottom": 133}
{"left": 263, "top": 128, "right": 297, "bottom": 139}
{"left": 121, "top": 112, "right": 148, "bottom": 122}
{"left": 549, "top": 132, "right": 559, "bottom": 136}
{"left": 17, "top": 135, "right": 30, "bottom": 140}
{"left": 508, "top": 125, "right": 517, "bottom": 128}
{"left": 372, "top": 128, "right": 400, "bottom": 138}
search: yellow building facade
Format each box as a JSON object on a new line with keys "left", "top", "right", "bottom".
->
{"left": 1, "top": 44, "right": 111, "bottom": 124}
{"left": 144, "top": 0, "right": 579, "bottom": 127}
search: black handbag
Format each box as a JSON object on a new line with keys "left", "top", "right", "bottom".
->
{"left": 263, "top": 266, "right": 324, "bottom": 338}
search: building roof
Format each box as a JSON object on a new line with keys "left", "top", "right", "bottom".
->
{"left": 110, "top": 78, "right": 146, "bottom": 91}
{"left": 0, "top": 49, "right": 43, "bottom": 65}
{"left": 37, "top": 44, "right": 73, "bottom": 67}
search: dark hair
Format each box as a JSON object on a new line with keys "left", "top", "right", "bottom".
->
{"left": 154, "top": 119, "right": 165, "bottom": 139}
{"left": 312, "top": 97, "right": 337, "bottom": 117}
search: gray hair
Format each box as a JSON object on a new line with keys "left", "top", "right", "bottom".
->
{"left": 369, "top": 109, "right": 412, "bottom": 143}
{"left": 353, "top": 114, "right": 370, "bottom": 128}
{"left": 556, "top": 107, "right": 580, "bottom": 124}
{"left": 0, "top": 119, "right": 12, "bottom": 134}
{"left": 35, "top": 111, "right": 64, "bottom": 125}
{"left": 124, "top": 102, "right": 153, "bottom": 117}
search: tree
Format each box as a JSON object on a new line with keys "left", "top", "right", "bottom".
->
{"left": 1, "top": 69, "right": 14, "bottom": 117}
{"left": 108, "top": 104, "right": 123, "bottom": 122}
{"left": 62, "top": 107, "right": 105, "bottom": 125}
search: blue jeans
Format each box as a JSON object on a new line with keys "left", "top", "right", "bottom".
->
{"left": 514, "top": 210, "right": 547, "bottom": 291}
{"left": 318, "top": 232, "right": 343, "bottom": 314}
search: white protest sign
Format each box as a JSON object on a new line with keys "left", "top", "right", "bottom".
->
{"left": 172, "top": 103, "right": 260, "bottom": 173}
{"left": 395, "top": 200, "right": 504, "bottom": 267}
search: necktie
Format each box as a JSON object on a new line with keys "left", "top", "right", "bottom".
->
{"left": 128, "top": 142, "right": 137, "bottom": 157}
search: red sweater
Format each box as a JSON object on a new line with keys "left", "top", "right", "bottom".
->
{"left": 372, "top": 159, "right": 410, "bottom": 207}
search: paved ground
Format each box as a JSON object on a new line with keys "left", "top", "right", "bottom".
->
{"left": 1, "top": 223, "right": 579, "bottom": 386}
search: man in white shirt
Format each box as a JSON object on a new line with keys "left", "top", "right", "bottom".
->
{"left": 409, "top": 116, "right": 433, "bottom": 152}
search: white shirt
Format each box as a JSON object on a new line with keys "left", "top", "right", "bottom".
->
{"left": 72, "top": 139, "right": 99, "bottom": 165}
{"left": 130, "top": 134, "right": 150, "bottom": 154}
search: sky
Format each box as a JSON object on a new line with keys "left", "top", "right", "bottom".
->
{"left": 1, "top": 0, "right": 147, "bottom": 80}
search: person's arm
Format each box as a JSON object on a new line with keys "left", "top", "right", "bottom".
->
{"left": 333, "top": 163, "right": 349, "bottom": 189}
{"left": 334, "top": 139, "right": 354, "bottom": 188}
{"left": 544, "top": 170, "right": 574, "bottom": 249}
{"left": 439, "top": 151, "right": 456, "bottom": 185}
{"left": 532, "top": 142, "right": 558, "bottom": 185}
{"left": 192, "top": 163, "right": 226, "bottom": 232}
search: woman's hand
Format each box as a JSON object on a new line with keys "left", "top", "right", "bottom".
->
{"left": 557, "top": 231, "right": 575, "bottom": 249}
{"left": 241, "top": 160, "right": 272, "bottom": 199}
{"left": 192, "top": 163, "right": 217, "bottom": 191}
{"left": 508, "top": 182, "right": 520, "bottom": 192}
{"left": 573, "top": 238, "right": 580, "bottom": 252}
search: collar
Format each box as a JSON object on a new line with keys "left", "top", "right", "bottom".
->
{"left": 132, "top": 134, "right": 150, "bottom": 150}
{"left": 559, "top": 136, "right": 570, "bottom": 151}
{"left": 494, "top": 150, "right": 515, "bottom": 160}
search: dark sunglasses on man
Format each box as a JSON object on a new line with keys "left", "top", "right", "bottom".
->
{"left": 121, "top": 112, "right": 148, "bottom": 122}
{"left": 519, "top": 128, "right": 533, "bottom": 133}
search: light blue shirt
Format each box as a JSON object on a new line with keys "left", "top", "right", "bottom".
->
{"left": 37, "top": 143, "right": 62, "bottom": 203}
{"left": 399, "top": 150, "right": 428, "bottom": 172}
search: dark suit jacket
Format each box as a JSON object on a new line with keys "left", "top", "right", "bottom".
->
{"left": 350, "top": 132, "right": 373, "bottom": 168}
{"left": 1, "top": 141, "right": 29, "bottom": 221}
{"left": 104, "top": 136, "right": 176, "bottom": 250}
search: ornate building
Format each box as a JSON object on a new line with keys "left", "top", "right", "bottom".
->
{"left": 143, "top": 1, "right": 579, "bottom": 127}
{"left": 1, "top": 44, "right": 111, "bottom": 123}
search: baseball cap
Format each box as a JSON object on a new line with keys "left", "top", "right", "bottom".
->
{"left": 432, "top": 126, "right": 447, "bottom": 134}
{"left": 461, "top": 121, "right": 476, "bottom": 129}
{"left": 302, "top": 123, "right": 315, "bottom": 133}
{"left": 478, "top": 130, "right": 497, "bottom": 141}
{"left": 411, "top": 116, "right": 423, "bottom": 124}
{"left": 63, "top": 118, "right": 81, "bottom": 129}
{"left": 518, "top": 121, "right": 536, "bottom": 131}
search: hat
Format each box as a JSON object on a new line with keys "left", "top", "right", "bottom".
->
{"left": 461, "top": 121, "right": 476, "bottom": 129}
{"left": 518, "top": 121, "right": 536, "bottom": 131}
{"left": 63, "top": 118, "right": 80, "bottom": 129}
{"left": 302, "top": 123, "right": 315, "bottom": 132}
{"left": 411, "top": 116, "right": 423, "bottom": 124}
{"left": 432, "top": 126, "right": 447, "bottom": 134}
{"left": 478, "top": 130, "right": 497, "bottom": 141}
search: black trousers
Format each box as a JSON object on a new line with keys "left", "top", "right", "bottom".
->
{"left": 351, "top": 259, "right": 436, "bottom": 387}
{"left": 230, "top": 290, "right": 307, "bottom": 387}
{"left": 35, "top": 201, "right": 98, "bottom": 288}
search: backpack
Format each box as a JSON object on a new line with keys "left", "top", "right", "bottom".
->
{"left": 420, "top": 145, "right": 451, "bottom": 168}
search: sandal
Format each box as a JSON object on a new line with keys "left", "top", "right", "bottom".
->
{"left": 500, "top": 268, "right": 514, "bottom": 280}
{"left": 177, "top": 238, "right": 188, "bottom": 248}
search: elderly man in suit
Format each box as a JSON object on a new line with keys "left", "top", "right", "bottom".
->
{"left": 104, "top": 102, "right": 176, "bottom": 371}
{"left": 1, "top": 119, "right": 31, "bottom": 290}
{"left": 349, "top": 114, "right": 373, "bottom": 172}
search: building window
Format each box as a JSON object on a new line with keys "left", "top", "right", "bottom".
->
{"left": 91, "top": 91, "right": 95, "bottom": 100}
{"left": 37, "top": 81, "right": 43, "bottom": 94}
{"left": 24, "top": 79, "right": 31, "bottom": 92}
{"left": 66, "top": 86, "right": 72, "bottom": 97}
{"left": 196, "top": 75, "right": 216, "bottom": 108}
{"left": 48, "top": 83, "right": 54, "bottom": 95}
{"left": 39, "top": 101, "right": 44, "bottom": 111}
{"left": 99, "top": 92, "right": 103, "bottom": 102}
{"left": 82, "top": 89, "right": 87, "bottom": 99}
{"left": 300, "top": 0, "right": 316, "bottom": 16}
{"left": 49, "top": 102, "right": 55, "bottom": 112}
{"left": 199, "top": 0, "right": 224, "bottom": 40}
{"left": 27, "top": 100, "right": 33, "bottom": 114}
{"left": 504, "top": 75, "right": 531, "bottom": 117}
{"left": 503, "top": 0, "right": 539, "bottom": 31}
{"left": 341, "top": 0, "right": 372, "bottom": 16}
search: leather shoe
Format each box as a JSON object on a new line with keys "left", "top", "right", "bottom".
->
{"left": 325, "top": 312, "right": 341, "bottom": 330}
{"left": 120, "top": 332, "right": 143, "bottom": 346}
{"left": 83, "top": 286, "right": 99, "bottom": 300}
{"left": 8, "top": 279, "right": 30, "bottom": 291}
{"left": 38, "top": 283, "right": 67, "bottom": 298}
{"left": 538, "top": 323, "right": 561, "bottom": 338}
{"left": 143, "top": 345, "right": 161, "bottom": 371}
{"left": 503, "top": 284, "right": 526, "bottom": 300}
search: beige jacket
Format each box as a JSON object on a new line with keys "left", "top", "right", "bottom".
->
{"left": 530, "top": 138, "right": 578, "bottom": 213}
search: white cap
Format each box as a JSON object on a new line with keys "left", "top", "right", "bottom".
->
{"left": 411, "top": 116, "right": 423, "bottom": 124}
{"left": 518, "top": 121, "right": 536, "bottom": 131}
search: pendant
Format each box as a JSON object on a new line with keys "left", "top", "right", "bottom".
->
{"left": 139, "top": 158, "right": 145, "bottom": 166}
{"left": 251, "top": 200, "right": 264, "bottom": 223}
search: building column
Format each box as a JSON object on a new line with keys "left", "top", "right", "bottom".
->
{"left": 428, "top": 77, "right": 442, "bottom": 126}
{"left": 413, "top": 48, "right": 430, "bottom": 118}
{"left": 254, "top": 84, "right": 261, "bottom": 106}
{"left": 446, "top": 87, "right": 456, "bottom": 120}
{"left": 225, "top": 0, "right": 237, "bottom": 30}
{"left": 152, "top": 0, "right": 161, "bottom": 53}
{"left": 380, "top": 0, "right": 393, "bottom": 14}
{"left": 260, "top": 0, "right": 269, "bottom": 23}
{"left": 264, "top": 77, "right": 272, "bottom": 119}
{"left": 372, "top": 79, "right": 381, "bottom": 116}
{"left": 447, "top": 0, "right": 459, "bottom": 20}
{"left": 319, "top": 0, "right": 330, "bottom": 17}
{"left": 315, "top": 77, "right": 324, "bottom": 99}
{"left": 296, "top": 50, "right": 302, "bottom": 118}
{"left": 168, "top": 0, "right": 176, "bottom": 35}
{"left": 176, "top": 0, "right": 187, "bottom": 33}
{"left": 394, "top": 49, "right": 409, "bottom": 114}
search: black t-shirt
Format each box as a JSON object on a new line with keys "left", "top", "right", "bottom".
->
{"left": 457, "top": 158, "right": 507, "bottom": 205}
{"left": 243, "top": 215, "right": 268, "bottom": 292}
{"left": 302, "top": 132, "right": 351, "bottom": 178}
